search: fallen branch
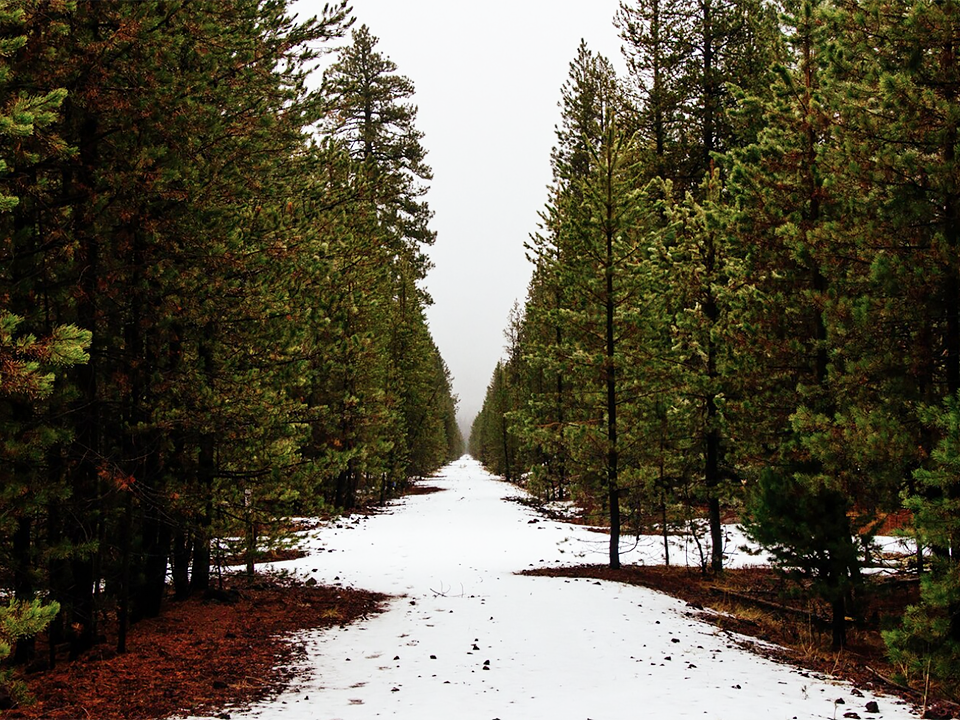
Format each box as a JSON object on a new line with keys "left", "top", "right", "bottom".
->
{"left": 865, "top": 665, "right": 919, "bottom": 697}
{"left": 709, "top": 587, "right": 831, "bottom": 627}
{"left": 862, "top": 662, "right": 960, "bottom": 718}
{"left": 429, "top": 582, "right": 464, "bottom": 598}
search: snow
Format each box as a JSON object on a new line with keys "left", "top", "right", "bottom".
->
{"left": 186, "top": 457, "right": 919, "bottom": 720}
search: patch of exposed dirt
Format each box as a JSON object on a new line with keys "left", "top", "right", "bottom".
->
{"left": 220, "top": 546, "right": 309, "bottom": 566}
{"left": 510, "top": 495, "right": 593, "bottom": 526}
{"left": 521, "top": 564, "right": 957, "bottom": 716}
{"left": 401, "top": 484, "right": 445, "bottom": 497}
{"left": 8, "top": 574, "right": 388, "bottom": 720}
{"left": 342, "top": 481, "right": 447, "bottom": 518}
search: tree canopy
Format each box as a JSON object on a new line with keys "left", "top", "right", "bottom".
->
{"left": 0, "top": 0, "right": 461, "bottom": 670}
{"left": 471, "top": 0, "right": 960, "bottom": 672}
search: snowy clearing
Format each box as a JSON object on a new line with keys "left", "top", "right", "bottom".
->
{"left": 186, "top": 457, "right": 918, "bottom": 720}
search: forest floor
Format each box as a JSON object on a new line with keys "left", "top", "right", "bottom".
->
{"left": 12, "top": 565, "right": 950, "bottom": 720}
{"left": 9, "top": 574, "right": 387, "bottom": 720}
{"left": 3, "top": 468, "right": 948, "bottom": 720}
{"left": 6, "top": 485, "right": 446, "bottom": 719}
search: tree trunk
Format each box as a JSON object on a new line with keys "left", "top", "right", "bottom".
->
{"left": 605, "top": 175, "right": 620, "bottom": 571}
{"left": 117, "top": 491, "right": 132, "bottom": 653}
{"left": 705, "top": 243, "right": 723, "bottom": 572}
{"left": 171, "top": 529, "right": 191, "bottom": 601}
{"left": 192, "top": 329, "right": 217, "bottom": 592}
{"left": 139, "top": 511, "right": 171, "bottom": 619}
{"left": 941, "top": 75, "right": 960, "bottom": 560}
{"left": 245, "top": 488, "right": 256, "bottom": 577}
{"left": 67, "top": 556, "right": 96, "bottom": 659}
{"left": 13, "top": 517, "right": 35, "bottom": 664}
{"left": 190, "top": 518, "right": 212, "bottom": 593}
{"left": 831, "top": 593, "right": 846, "bottom": 650}
{"left": 554, "top": 299, "right": 567, "bottom": 500}
{"left": 67, "top": 105, "right": 101, "bottom": 661}
{"left": 46, "top": 493, "right": 64, "bottom": 669}
{"left": 661, "top": 441, "right": 670, "bottom": 568}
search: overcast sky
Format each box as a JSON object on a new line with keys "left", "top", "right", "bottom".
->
{"left": 294, "top": 0, "right": 626, "bottom": 438}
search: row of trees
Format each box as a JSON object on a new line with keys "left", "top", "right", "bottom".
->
{"left": 471, "top": 0, "right": 960, "bottom": 688}
{"left": 0, "top": 0, "right": 461, "bottom": 674}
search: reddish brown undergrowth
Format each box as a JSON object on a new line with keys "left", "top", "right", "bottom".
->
{"left": 400, "top": 484, "right": 445, "bottom": 497}
{"left": 6, "top": 480, "right": 445, "bottom": 719}
{"left": 9, "top": 574, "right": 387, "bottom": 720}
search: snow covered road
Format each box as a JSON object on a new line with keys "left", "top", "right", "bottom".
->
{"left": 188, "top": 457, "right": 918, "bottom": 720}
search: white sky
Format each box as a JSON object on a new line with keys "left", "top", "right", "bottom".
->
{"left": 293, "top": 0, "right": 627, "bottom": 437}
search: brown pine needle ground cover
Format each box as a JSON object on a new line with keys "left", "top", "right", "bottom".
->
{"left": 6, "top": 481, "right": 447, "bottom": 719}
{"left": 9, "top": 575, "right": 387, "bottom": 720}
{"left": 521, "top": 564, "right": 959, "bottom": 718}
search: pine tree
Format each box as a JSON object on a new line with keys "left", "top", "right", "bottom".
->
{"left": 817, "top": 0, "right": 960, "bottom": 684}
{"left": 615, "top": 0, "right": 691, "bottom": 181}
{"left": 322, "top": 23, "right": 434, "bottom": 264}
{"left": 618, "top": 0, "right": 780, "bottom": 191}
{"left": 718, "top": 0, "right": 871, "bottom": 647}
{"left": 885, "top": 395, "right": 960, "bottom": 688}
{"left": 471, "top": 361, "right": 518, "bottom": 480}
{"left": 537, "top": 45, "right": 660, "bottom": 568}
{"left": 321, "top": 22, "right": 457, "bottom": 491}
{"left": 0, "top": 0, "right": 87, "bottom": 667}
{"left": 617, "top": 0, "right": 782, "bottom": 572}
{"left": 510, "top": 263, "right": 573, "bottom": 501}
{"left": 0, "top": 0, "right": 355, "bottom": 657}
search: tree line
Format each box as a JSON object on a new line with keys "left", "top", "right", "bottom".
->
{"left": 0, "top": 0, "right": 461, "bottom": 678}
{"left": 470, "top": 0, "right": 960, "bottom": 688}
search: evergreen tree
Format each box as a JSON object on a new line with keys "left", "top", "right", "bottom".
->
{"left": 510, "top": 264, "right": 573, "bottom": 501}
{"left": 529, "top": 45, "right": 660, "bottom": 569}
{"left": 470, "top": 361, "right": 518, "bottom": 480}
{"left": 0, "top": 0, "right": 460, "bottom": 678}
{"left": 616, "top": 0, "right": 781, "bottom": 571}
{"left": 0, "top": 0, "right": 86, "bottom": 666}
{"left": 885, "top": 395, "right": 960, "bottom": 688}
{"left": 0, "top": 0, "right": 357, "bottom": 657}
{"left": 720, "top": 0, "right": 871, "bottom": 647}
{"left": 322, "top": 23, "right": 435, "bottom": 267}
{"left": 321, "top": 22, "right": 456, "bottom": 492}
{"left": 816, "top": 0, "right": 960, "bottom": 683}
{"left": 615, "top": 0, "right": 691, "bottom": 181}
{"left": 618, "top": 0, "right": 780, "bottom": 191}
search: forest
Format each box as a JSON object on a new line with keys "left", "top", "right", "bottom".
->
{"left": 0, "top": 0, "right": 462, "bottom": 696}
{"left": 469, "top": 0, "right": 960, "bottom": 694}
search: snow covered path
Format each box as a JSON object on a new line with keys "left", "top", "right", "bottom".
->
{"left": 190, "top": 457, "right": 917, "bottom": 720}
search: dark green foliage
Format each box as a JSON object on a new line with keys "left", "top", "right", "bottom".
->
{"left": 0, "top": 0, "right": 88, "bottom": 670}
{"left": 0, "top": 0, "right": 460, "bottom": 678}
{"left": 469, "top": 361, "right": 519, "bottom": 481}
{"left": 885, "top": 569, "right": 960, "bottom": 690}
{"left": 313, "top": 23, "right": 457, "bottom": 505}
{"left": 0, "top": 597, "right": 59, "bottom": 703}
{"left": 744, "top": 467, "right": 862, "bottom": 649}
{"left": 885, "top": 394, "right": 960, "bottom": 687}
{"left": 473, "top": 0, "right": 960, "bottom": 680}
